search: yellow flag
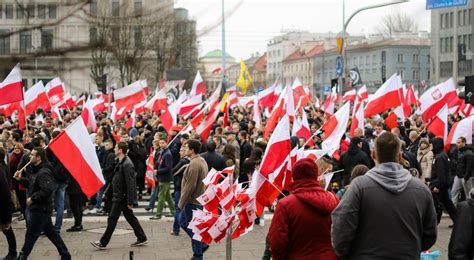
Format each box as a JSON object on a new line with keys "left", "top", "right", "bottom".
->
{"left": 236, "top": 60, "right": 252, "bottom": 94}
{"left": 220, "top": 92, "right": 229, "bottom": 112}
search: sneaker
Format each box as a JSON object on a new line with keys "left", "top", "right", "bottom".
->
{"left": 149, "top": 216, "right": 161, "bottom": 220}
{"left": 89, "top": 208, "right": 99, "bottom": 214}
{"left": 4, "top": 253, "right": 17, "bottom": 260}
{"left": 145, "top": 207, "right": 151, "bottom": 212}
{"left": 259, "top": 219, "right": 265, "bottom": 227}
{"left": 165, "top": 213, "right": 174, "bottom": 217}
{"left": 90, "top": 241, "right": 106, "bottom": 250}
{"left": 170, "top": 231, "right": 179, "bottom": 236}
{"left": 66, "top": 225, "right": 83, "bottom": 232}
{"left": 130, "top": 240, "right": 148, "bottom": 247}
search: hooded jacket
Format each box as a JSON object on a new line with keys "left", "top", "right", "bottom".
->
{"left": 430, "top": 137, "right": 451, "bottom": 189}
{"left": 339, "top": 144, "right": 371, "bottom": 182}
{"left": 331, "top": 162, "right": 437, "bottom": 260}
{"left": 269, "top": 179, "right": 339, "bottom": 260}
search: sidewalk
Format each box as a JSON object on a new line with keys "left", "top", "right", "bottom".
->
{"left": 1, "top": 217, "right": 452, "bottom": 260}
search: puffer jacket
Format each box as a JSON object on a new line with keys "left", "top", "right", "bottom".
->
{"left": 111, "top": 156, "right": 137, "bottom": 205}
{"left": 417, "top": 145, "right": 434, "bottom": 181}
{"left": 269, "top": 179, "right": 339, "bottom": 260}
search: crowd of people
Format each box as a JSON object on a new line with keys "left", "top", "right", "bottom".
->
{"left": 0, "top": 97, "right": 473, "bottom": 260}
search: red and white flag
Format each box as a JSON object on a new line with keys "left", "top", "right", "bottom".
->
{"left": 48, "top": 117, "right": 105, "bottom": 198}
{"left": 445, "top": 115, "right": 474, "bottom": 151}
{"left": 419, "top": 78, "right": 457, "bottom": 121}
{"left": 292, "top": 111, "right": 313, "bottom": 147}
{"left": 179, "top": 94, "right": 202, "bottom": 116}
{"left": 343, "top": 89, "right": 356, "bottom": 103}
{"left": 45, "top": 78, "right": 65, "bottom": 106}
{"left": 113, "top": 81, "right": 146, "bottom": 111}
{"left": 217, "top": 176, "right": 237, "bottom": 211}
{"left": 322, "top": 102, "right": 351, "bottom": 156}
{"left": 207, "top": 212, "right": 235, "bottom": 243}
{"left": 203, "top": 168, "right": 225, "bottom": 186}
{"left": 159, "top": 101, "right": 178, "bottom": 134}
{"left": 263, "top": 88, "right": 285, "bottom": 138}
{"left": 258, "top": 84, "right": 278, "bottom": 109}
{"left": 59, "top": 93, "right": 76, "bottom": 109}
{"left": 0, "top": 63, "right": 24, "bottom": 106}
{"left": 51, "top": 105, "right": 62, "bottom": 121}
{"left": 145, "top": 149, "right": 155, "bottom": 188}
{"left": 190, "top": 71, "right": 206, "bottom": 97}
{"left": 284, "top": 82, "right": 296, "bottom": 120}
{"left": 260, "top": 114, "right": 291, "bottom": 176}
{"left": 292, "top": 78, "right": 311, "bottom": 107}
{"left": 81, "top": 98, "right": 97, "bottom": 132}
{"left": 144, "top": 88, "right": 168, "bottom": 113}
{"left": 232, "top": 198, "right": 257, "bottom": 240}
{"left": 196, "top": 100, "right": 221, "bottom": 141}
{"left": 350, "top": 102, "right": 365, "bottom": 137}
{"left": 196, "top": 185, "right": 220, "bottom": 213}
{"left": 426, "top": 104, "right": 449, "bottom": 140}
{"left": 357, "top": 85, "right": 369, "bottom": 101}
{"left": 364, "top": 73, "right": 402, "bottom": 118}
{"left": 321, "top": 90, "right": 338, "bottom": 116}
{"left": 24, "top": 81, "right": 51, "bottom": 115}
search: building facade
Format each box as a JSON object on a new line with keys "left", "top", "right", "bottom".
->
{"left": 431, "top": 3, "right": 473, "bottom": 83}
{"left": 198, "top": 49, "right": 236, "bottom": 91}
{"left": 282, "top": 43, "right": 325, "bottom": 86}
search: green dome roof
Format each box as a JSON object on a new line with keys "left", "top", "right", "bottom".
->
{"left": 202, "top": 49, "right": 234, "bottom": 59}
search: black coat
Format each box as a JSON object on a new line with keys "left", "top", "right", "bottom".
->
{"left": 172, "top": 156, "right": 190, "bottom": 192}
{"left": 111, "top": 156, "right": 137, "bottom": 205}
{"left": 201, "top": 151, "right": 226, "bottom": 171}
{"left": 169, "top": 137, "right": 182, "bottom": 167}
{"left": 240, "top": 141, "right": 252, "bottom": 165}
{"left": 155, "top": 148, "right": 174, "bottom": 183}
{"left": 101, "top": 149, "right": 116, "bottom": 182}
{"left": 0, "top": 162, "right": 12, "bottom": 225}
{"left": 339, "top": 144, "right": 371, "bottom": 182}
{"left": 46, "top": 149, "right": 69, "bottom": 184}
{"left": 448, "top": 199, "right": 474, "bottom": 260}
{"left": 18, "top": 162, "right": 57, "bottom": 212}
{"left": 128, "top": 140, "right": 147, "bottom": 179}
{"left": 456, "top": 147, "right": 473, "bottom": 179}
{"left": 430, "top": 138, "right": 451, "bottom": 189}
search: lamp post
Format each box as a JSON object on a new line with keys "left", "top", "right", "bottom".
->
{"left": 221, "top": 0, "right": 227, "bottom": 91}
{"left": 338, "top": 0, "right": 409, "bottom": 107}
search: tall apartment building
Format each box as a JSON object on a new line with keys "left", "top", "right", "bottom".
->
{"left": 0, "top": 0, "right": 176, "bottom": 94}
{"left": 431, "top": 3, "right": 474, "bottom": 83}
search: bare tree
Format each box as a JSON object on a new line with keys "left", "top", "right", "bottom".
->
{"left": 377, "top": 13, "right": 419, "bottom": 38}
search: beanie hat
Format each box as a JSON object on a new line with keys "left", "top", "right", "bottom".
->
{"left": 129, "top": 128, "right": 138, "bottom": 139}
{"left": 292, "top": 158, "right": 319, "bottom": 181}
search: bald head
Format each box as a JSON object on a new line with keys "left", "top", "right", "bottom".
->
{"left": 354, "top": 128, "right": 364, "bottom": 137}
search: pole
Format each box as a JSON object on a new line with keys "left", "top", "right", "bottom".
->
{"left": 221, "top": 0, "right": 226, "bottom": 91}
{"left": 225, "top": 172, "right": 232, "bottom": 260}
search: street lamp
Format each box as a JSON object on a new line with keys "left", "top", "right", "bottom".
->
{"left": 338, "top": 0, "right": 409, "bottom": 107}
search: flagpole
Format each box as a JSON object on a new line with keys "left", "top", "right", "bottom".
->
{"left": 303, "top": 126, "right": 323, "bottom": 147}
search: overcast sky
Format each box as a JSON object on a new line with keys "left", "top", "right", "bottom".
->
{"left": 175, "top": 0, "right": 431, "bottom": 60}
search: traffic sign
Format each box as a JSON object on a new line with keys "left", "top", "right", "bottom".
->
{"left": 336, "top": 56, "right": 343, "bottom": 76}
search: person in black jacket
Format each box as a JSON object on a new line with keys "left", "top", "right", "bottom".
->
{"left": 430, "top": 137, "right": 457, "bottom": 224}
{"left": 100, "top": 139, "right": 116, "bottom": 214}
{"left": 150, "top": 138, "right": 175, "bottom": 219}
{"left": 452, "top": 137, "right": 473, "bottom": 206}
{"left": 200, "top": 140, "right": 226, "bottom": 171}
{"left": 339, "top": 137, "right": 371, "bottom": 186}
{"left": 238, "top": 131, "right": 253, "bottom": 177}
{"left": 91, "top": 142, "right": 147, "bottom": 249}
{"left": 449, "top": 188, "right": 474, "bottom": 259}
{"left": 127, "top": 135, "right": 147, "bottom": 200}
{"left": 0, "top": 147, "right": 17, "bottom": 260}
{"left": 15, "top": 147, "right": 71, "bottom": 260}
{"left": 170, "top": 145, "right": 190, "bottom": 235}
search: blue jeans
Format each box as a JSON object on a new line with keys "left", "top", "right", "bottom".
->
{"left": 180, "top": 203, "right": 208, "bottom": 260}
{"left": 172, "top": 191, "right": 181, "bottom": 234}
{"left": 54, "top": 183, "right": 66, "bottom": 232}
{"left": 147, "top": 185, "right": 159, "bottom": 210}
{"left": 95, "top": 182, "right": 108, "bottom": 209}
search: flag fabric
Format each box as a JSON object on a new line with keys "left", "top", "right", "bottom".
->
{"left": 24, "top": 81, "right": 51, "bottom": 115}
{"left": 364, "top": 73, "right": 402, "bottom": 118}
{"left": 179, "top": 94, "right": 202, "bottom": 116}
{"left": 51, "top": 105, "right": 62, "bottom": 121}
{"left": 190, "top": 71, "right": 206, "bottom": 97}
{"left": 48, "top": 117, "right": 105, "bottom": 198}
{"left": 159, "top": 102, "right": 178, "bottom": 134}
{"left": 232, "top": 198, "right": 257, "bottom": 240}
{"left": 144, "top": 88, "right": 168, "bottom": 113}
{"left": 350, "top": 102, "right": 364, "bottom": 137}
{"left": 263, "top": 88, "right": 285, "bottom": 139}
{"left": 81, "top": 98, "right": 97, "bottom": 132}
{"left": 426, "top": 104, "right": 449, "bottom": 140}
{"left": 445, "top": 115, "right": 474, "bottom": 151}
{"left": 258, "top": 85, "right": 278, "bottom": 109}
{"left": 45, "top": 78, "right": 65, "bottom": 106}
{"left": 59, "top": 93, "right": 76, "bottom": 110}
{"left": 292, "top": 78, "right": 311, "bottom": 107}
{"left": 285, "top": 82, "right": 296, "bottom": 120}
{"left": 343, "top": 89, "right": 356, "bottom": 103}
{"left": 113, "top": 81, "right": 146, "bottom": 111}
{"left": 196, "top": 101, "right": 221, "bottom": 141}
{"left": 260, "top": 114, "right": 291, "bottom": 176}
{"left": 145, "top": 149, "right": 155, "bottom": 188}
{"left": 203, "top": 168, "right": 225, "bottom": 186}
{"left": 292, "top": 111, "right": 314, "bottom": 147}
{"left": 196, "top": 185, "right": 220, "bottom": 213}
{"left": 321, "top": 102, "right": 351, "bottom": 157}
{"left": 357, "top": 85, "right": 369, "bottom": 101}
{"left": 419, "top": 78, "right": 457, "bottom": 122}
{"left": 0, "top": 63, "right": 24, "bottom": 106}
{"left": 236, "top": 60, "right": 252, "bottom": 94}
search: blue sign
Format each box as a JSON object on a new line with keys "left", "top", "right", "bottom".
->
{"left": 336, "top": 56, "right": 343, "bottom": 76}
{"left": 426, "top": 0, "right": 467, "bottom": 9}
{"left": 323, "top": 85, "right": 331, "bottom": 94}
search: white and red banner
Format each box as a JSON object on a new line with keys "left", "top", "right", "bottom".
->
{"left": 364, "top": 73, "right": 402, "bottom": 118}
{"left": 0, "top": 63, "right": 24, "bottom": 106}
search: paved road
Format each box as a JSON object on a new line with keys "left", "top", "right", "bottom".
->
{"left": 0, "top": 215, "right": 453, "bottom": 260}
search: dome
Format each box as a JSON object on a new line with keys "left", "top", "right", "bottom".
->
{"left": 201, "top": 49, "right": 235, "bottom": 60}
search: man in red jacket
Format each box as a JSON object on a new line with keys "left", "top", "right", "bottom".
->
{"left": 268, "top": 158, "right": 339, "bottom": 260}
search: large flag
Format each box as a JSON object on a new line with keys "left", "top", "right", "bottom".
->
{"left": 364, "top": 73, "right": 402, "bottom": 118}
{"left": 24, "top": 81, "right": 51, "bottom": 115}
{"left": 350, "top": 102, "right": 365, "bottom": 137}
{"left": 258, "top": 84, "right": 278, "bottom": 109}
{"left": 322, "top": 102, "right": 351, "bottom": 157}
{"left": 45, "top": 77, "right": 65, "bottom": 106}
{"left": 0, "top": 63, "right": 24, "bottom": 106}
{"left": 419, "top": 78, "right": 457, "bottom": 122}
{"left": 48, "top": 117, "right": 105, "bottom": 198}
{"left": 190, "top": 71, "right": 206, "bottom": 96}
{"left": 144, "top": 88, "right": 167, "bottom": 113}
{"left": 113, "top": 81, "right": 146, "bottom": 111}
{"left": 426, "top": 104, "right": 449, "bottom": 140}
{"left": 445, "top": 115, "right": 474, "bottom": 151}
{"left": 81, "top": 98, "right": 97, "bottom": 132}
{"left": 236, "top": 60, "right": 252, "bottom": 94}
{"left": 145, "top": 149, "right": 155, "bottom": 188}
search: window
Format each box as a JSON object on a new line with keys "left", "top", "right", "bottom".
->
{"left": 440, "top": 13, "right": 444, "bottom": 28}
{"left": 440, "top": 61, "right": 453, "bottom": 78}
{"left": 5, "top": 4, "right": 13, "bottom": 19}
{"left": 464, "top": 10, "right": 467, "bottom": 25}
{"left": 41, "top": 29, "right": 53, "bottom": 50}
{"left": 440, "top": 38, "right": 444, "bottom": 53}
{"left": 17, "top": 5, "right": 24, "bottom": 19}
{"left": 413, "top": 54, "right": 419, "bottom": 63}
{"left": 112, "top": 0, "right": 120, "bottom": 17}
{"left": 450, "top": 12, "right": 454, "bottom": 27}
{"left": 134, "top": 0, "right": 142, "bottom": 16}
{"left": 89, "top": 27, "right": 97, "bottom": 43}
{"left": 134, "top": 26, "right": 142, "bottom": 48}
{"left": 0, "top": 30, "right": 10, "bottom": 54}
{"left": 38, "top": 5, "right": 46, "bottom": 19}
{"left": 112, "top": 27, "right": 120, "bottom": 42}
{"left": 458, "top": 10, "right": 462, "bottom": 26}
{"left": 397, "top": 53, "right": 404, "bottom": 63}
{"left": 27, "top": 4, "right": 35, "bottom": 18}
{"left": 20, "top": 31, "right": 32, "bottom": 54}
{"left": 450, "top": 37, "right": 454, "bottom": 52}
{"left": 427, "top": 54, "right": 431, "bottom": 64}
{"left": 398, "top": 70, "right": 404, "bottom": 79}
{"left": 90, "top": 0, "right": 97, "bottom": 16}
{"left": 412, "top": 70, "right": 419, "bottom": 81}
{"left": 48, "top": 5, "right": 56, "bottom": 19}
{"left": 0, "top": 5, "right": 2, "bottom": 19}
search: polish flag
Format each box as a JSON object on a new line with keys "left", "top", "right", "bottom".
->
{"left": 350, "top": 102, "right": 364, "bottom": 137}
{"left": 48, "top": 117, "right": 105, "bottom": 198}
{"left": 426, "top": 104, "right": 449, "bottom": 140}
{"left": 232, "top": 198, "right": 257, "bottom": 240}
{"left": 159, "top": 101, "right": 178, "bottom": 134}
{"left": 263, "top": 88, "right": 285, "bottom": 138}
{"left": 196, "top": 101, "right": 221, "bottom": 141}
{"left": 51, "top": 105, "right": 62, "bottom": 121}
{"left": 124, "top": 110, "right": 136, "bottom": 129}
{"left": 113, "top": 81, "right": 146, "bottom": 111}
{"left": 405, "top": 84, "right": 418, "bottom": 106}
{"left": 145, "top": 149, "right": 155, "bottom": 188}
{"left": 189, "top": 209, "right": 218, "bottom": 244}
{"left": 292, "top": 111, "right": 313, "bottom": 147}
{"left": 81, "top": 98, "right": 97, "bottom": 132}
{"left": 24, "top": 81, "right": 51, "bottom": 115}
{"left": 260, "top": 114, "right": 291, "bottom": 176}
{"left": 207, "top": 212, "right": 235, "bottom": 243}
{"left": 59, "top": 93, "right": 76, "bottom": 109}
{"left": 460, "top": 103, "right": 474, "bottom": 117}
{"left": 321, "top": 102, "right": 351, "bottom": 156}
{"left": 75, "top": 95, "right": 86, "bottom": 107}
{"left": 419, "top": 78, "right": 457, "bottom": 122}
{"left": 284, "top": 82, "right": 296, "bottom": 120}
{"left": 45, "top": 78, "right": 65, "bottom": 106}
{"left": 321, "top": 90, "right": 338, "bottom": 116}
{"left": 364, "top": 73, "right": 402, "bottom": 118}
{"left": 203, "top": 168, "right": 225, "bottom": 186}
{"left": 258, "top": 84, "right": 278, "bottom": 109}
{"left": 196, "top": 185, "right": 220, "bottom": 212}
{"left": 190, "top": 71, "right": 206, "bottom": 96}
{"left": 179, "top": 94, "right": 202, "bottom": 116}
{"left": 296, "top": 149, "right": 328, "bottom": 161}
{"left": 445, "top": 115, "right": 474, "bottom": 151}
{"left": 357, "top": 85, "right": 369, "bottom": 101}
{"left": 145, "top": 88, "right": 168, "bottom": 113}
{"left": 292, "top": 78, "right": 311, "bottom": 107}
{"left": 237, "top": 96, "right": 254, "bottom": 107}
{"left": 343, "top": 89, "right": 356, "bottom": 103}
{"left": 218, "top": 176, "right": 237, "bottom": 211}
{"left": 0, "top": 63, "right": 24, "bottom": 106}
{"left": 314, "top": 96, "right": 321, "bottom": 108}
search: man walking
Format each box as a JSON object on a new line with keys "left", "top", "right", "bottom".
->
{"left": 179, "top": 140, "right": 209, "bottom": 260}
{"left": 150, "top": 138, "right": 175, "bottom": 219}
{"left": 15, "top": 147, "right": 71, "bottom": 260}
{"left": 331, "top": 132, "right": 437, "bottom": 259}
{"left": 91, "top": 142, "right": 147, "bottom": 249}
{"left": 452, "top": 137, "right": 473, "bottom": 206}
